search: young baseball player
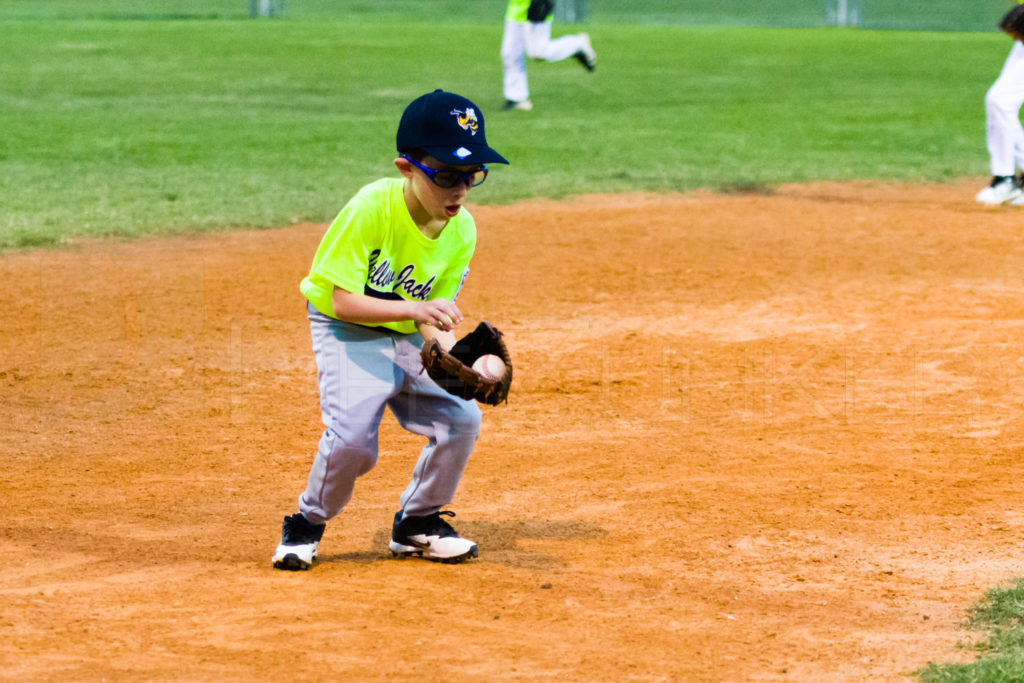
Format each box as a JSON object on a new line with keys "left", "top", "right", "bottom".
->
{"left": 978, "top": 2, "right": 1024, "bottom": 205}
{"left": 272, "top": 89, "right": 509, "bottom": 570}
{"left": 501, "top": 0, "right": 597, "bottom": 111}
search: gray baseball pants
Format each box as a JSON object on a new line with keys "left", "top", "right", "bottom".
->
{"left": 298, "top": 303, "right": 482, "bottom": 525}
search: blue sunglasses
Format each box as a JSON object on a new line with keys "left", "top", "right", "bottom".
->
{"left": 401, "top": 154, "right": 488, "bottom": 188}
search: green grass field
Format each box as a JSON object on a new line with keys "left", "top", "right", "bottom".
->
{"left": 4, "top": 4, "right": 1024, "bottom": 679}
{"left": 0, "top": 12, "right": 1011, "bottom": 249}
{"left": 920, "top": 579, "right": 1024, "bottom": 681}
{"left": 0, "top": 0, "right": 1008, "bottom": 30}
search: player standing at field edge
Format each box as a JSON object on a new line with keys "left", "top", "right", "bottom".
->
{"left": 977, "top": 0, "right": 1024, "bottom": 205}
{"left": 272, "top": 90, "right": 509, "bottom": 570}
{"left": 501, "top": 0, "right": 597, "bottom": 111}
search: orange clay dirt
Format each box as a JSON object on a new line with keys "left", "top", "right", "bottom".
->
{"left": 3, "top": 180, "right": 1024, "bottom": 682}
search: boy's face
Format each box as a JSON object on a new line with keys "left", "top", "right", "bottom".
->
{"left": 395, "top": 154, "right": 486, "bottom": 225}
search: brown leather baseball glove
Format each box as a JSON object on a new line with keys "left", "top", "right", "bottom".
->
{"left": 421, "top": 321, "right": 513, "bottom": 406}
{"left": 1000, "top": 4, "right": 1024, "bottom": 42}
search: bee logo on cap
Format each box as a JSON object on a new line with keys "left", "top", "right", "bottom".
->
{"left": 450, "top": 108, "right": 479, "bottom": 136}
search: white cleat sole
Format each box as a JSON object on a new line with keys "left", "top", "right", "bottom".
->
{"left": 388, "top": 540, "right": 478, "bottom": 564}
{"left": 272, "top": 543, "right": 318, "bottom": 571}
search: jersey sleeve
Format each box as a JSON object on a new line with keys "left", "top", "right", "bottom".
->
{"left": 310, "top": 195, "right": 380, "bottom": 294}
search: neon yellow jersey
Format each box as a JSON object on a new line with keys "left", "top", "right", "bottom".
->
{"left": 506, "top": 0, "right": 552, "bottom": 23}
{"left": 300, "top": 178, "right": 476, "bottom": 335}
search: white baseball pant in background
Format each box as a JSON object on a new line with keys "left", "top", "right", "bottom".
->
{"left": 502, "top": 18, "right": 591, "bottom": 103}
{"left": 985, "top": 40, "right": 1024, "bottom": 176}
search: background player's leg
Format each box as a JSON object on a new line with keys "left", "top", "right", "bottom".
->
{"left": 985, "top": 42, "right": 1024, "bottom": 178}
{"left": 501, "top": 19, "right": 530, "bottom": 105}
{"left": 524, "top": 20, "right": 594, "bottom": 65}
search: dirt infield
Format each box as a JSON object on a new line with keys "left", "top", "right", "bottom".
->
{"left": 3, "top": 180, "right": 1024, "bottom": 681}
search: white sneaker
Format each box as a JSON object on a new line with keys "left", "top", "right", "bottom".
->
{"left": 272, "top": 513, "right": 325, "bottom": 571}
{"left": 976, "top": 177, "right": 1021, "bottom": 205}
{"left": 388, "top": 510, "right": 478, "bottom": 564}
{"left": 503, "top": 99, "right": 533, "bottom": 111}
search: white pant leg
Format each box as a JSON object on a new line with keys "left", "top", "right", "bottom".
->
{"left": 388, "top": 336, "right": 481, "bottom": 517}
{"left": 299, "top": 309, "right": 395, "bottom": 523}
{"left": 525, "top": 21, "right": 587, "bottom": 62}
{"left": 985, "top": 41, "right": 1024, "bottom": 176}
{"left": 501, "top": 19, "right": 530, "bottom": 102}
{"left": 298, "top": 306, "right": 481, "bottom": 522}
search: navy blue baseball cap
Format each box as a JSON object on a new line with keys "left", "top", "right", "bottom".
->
{"left": 396, "top": 89, "right": 509, "bottom": 165}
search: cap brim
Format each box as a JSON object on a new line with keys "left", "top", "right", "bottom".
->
{"left": 423, "top": 145, "right": 509, "bottom": 166}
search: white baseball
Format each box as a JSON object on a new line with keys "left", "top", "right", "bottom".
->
{"left": 472, "top": 354, "right": 506, "bottom": 380}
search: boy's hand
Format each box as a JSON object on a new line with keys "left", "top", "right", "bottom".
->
{"left": 414, "top": 299, "right": 463, "bottom": 332}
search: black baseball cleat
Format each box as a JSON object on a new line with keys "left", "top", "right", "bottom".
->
{"left": 573, "top": 33, "right": 597, "bottom": 72}
{"left": 388, "top": 510, "right": 478, "bottom": 564}
{"left": 272, "top": 513, "right": 325, "bottom": 571}
{"left": 573, "top": 51, "right": 596, "bottom": 72}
